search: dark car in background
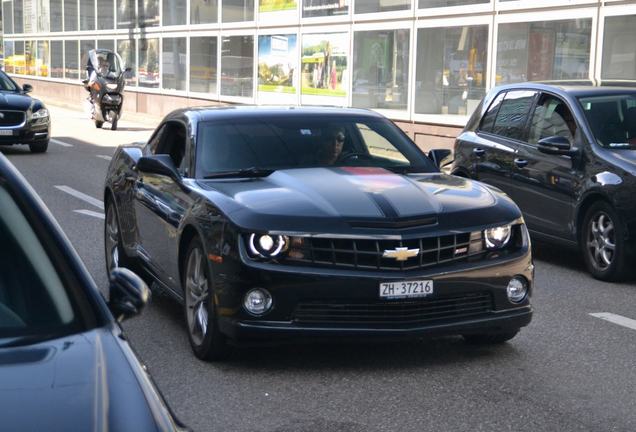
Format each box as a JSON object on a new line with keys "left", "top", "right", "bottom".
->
{"left": 0, "top": 70, "right": 50, "bottom": 153}
{"left": 452, "top": 83, "right": 636, "bottom": 281}
{"left": 0, "top": 154, "right": 186, "bottom": 431}
{"left": 104, "top": 106, "right": 533, "bottom": 361}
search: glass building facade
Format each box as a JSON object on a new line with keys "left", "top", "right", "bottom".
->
{"left": 1, "top": 0, "right": 635, "bottom": 126}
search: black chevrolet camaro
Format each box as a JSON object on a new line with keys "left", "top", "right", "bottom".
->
{"left": 104, "top": 107, "right": 534, "bottom": 360}
{"left": 0, "top": 70, "right": 50, "bottom": 153}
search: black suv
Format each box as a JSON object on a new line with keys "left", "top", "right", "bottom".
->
{"left": 452, "top": 83, "right": 636, "bottom": 281}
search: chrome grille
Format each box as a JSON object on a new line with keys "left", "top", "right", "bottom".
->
{"left": 0, "top": 111, "right": 26, "bottom": 127}
{"left": 285, "top": 232, "right": 484, "bottom": 271}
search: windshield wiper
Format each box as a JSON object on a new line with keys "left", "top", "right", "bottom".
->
{"left": 0, "top": 332, "right": 67, "bottom": 349}
{"left": 203, "top": 167, "right": 274, "bottom": 179}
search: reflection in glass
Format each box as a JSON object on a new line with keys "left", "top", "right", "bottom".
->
{"left": 64, "top": 40, "right": 78, "bottom": 79}
{"left": 117, "top": 0, "right": 135, "bottom": 28}
{"left": 221, "top": 35, "right": 254, "bottom": 97}
{"left": 63, "top": 0, "right": 77, "bottom": 31}
{"left": 352, "top": 29, "right": 410, "bottom": 110}
{"left": 415, "top": 25, "right": 488, "bottom": 116}
{"left": 302, "top": 0, "right": 348, "bottom": 18}
{"left": 354, "top": 0, "right": 409, "bottom": 14}
{"left": 222, "top": 0, "right": 254, "bottom": 22}
{"left": 301, "top": 33, "right": 348, "bottom": 98}
{"left": 259, "top": 0, "right": 295, "bottom": 13}
{"left": 97, "top": 0, "right": 114, "bottom": 30}
{"left": 4, "top": 41, "right": 15, "bottom": 74}
{"left": 117, "top": 39, "right": 137, "bottom": 86}
{"left": 138, "top": 0, "right": 159, "bottom": 27}
{"left": 162, "top": 38, "right": 187, "bottom": 91}
{"left": 50, "top": 40, "right": 63, "bottom": 78}
{"left": 190, "top": 36, "right": 217, "bottom": 93}
{"left": 139, "top": 38, "right": 160, "bottom": 88}
{"left": 97, "top": 40, "right": 115, "bottom": 52}
{"left": 36, "top": 40, "right": 49, "bottom": 77}
{"left": 25, "top": 40, "right": 35, "bottom": 75}
{"left": 3, "top": 2, "right": 13, "bottom": 35}
{"left": 258, "top": 34, "right": 297, "bottom": 94}
{"left": 191, "top": 0, "right": 217, "bottom": 23}
{"left": 163, "top": 0, "right": 187, "bottom": 25}
{"left": 496, "top": 19, "right": 592, "bottom": 84}
{"left": 14, "top": 0, "right": 24, "bottom": 33}
{"left": 602, "top": 15, "right": 636, "bottom": 81}
{"left": 36, "top": 0, "right": 50, "bottom": 33}
{"left": 80, "top": 0, "right": 95, "bottom": 30}
{"left": 80, "top": 40, "right": 95, "bottom": 80}
{"left": 50, "top": 0, "right": 63, "bottom": 31}
{"left": 418, "top": 0, "right": 487, "bottom": 8}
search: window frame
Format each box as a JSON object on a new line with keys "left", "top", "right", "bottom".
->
{"left": 596, "top": 4, "right": 636, "bottom": 84}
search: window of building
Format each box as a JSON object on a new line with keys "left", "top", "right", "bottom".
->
{"left": 354, "top": 0, "right": 409, "bottom": 14}
{"left": 352, "top": 29, "right": 410, "bottom": 110}
{"left": 50, "top": 39, "right": 63, "bottom": 78}
{"left": 602, "top": 15, "right": 636, "bottom": 81}
{"left": 79, "top": 39, "right": 94, "bottom": 80}
{"left": 50, "top": 0, "right": 63, "bottom": 31}
{"left": 4, "top": 41, "right": 15, "bottom": 74}
{"left": 415, "top": 25, "right": 488, "bottom": 117}
{"left": 24, "top": 40, "right": 35, "bottom": 75}
{"left": 64, "top": 40, "right": 78, "bottom": 79}
{"left": 117, "top": 38, "right": 136, "bottom": 85}
{"left": 14, "top": 0, "right": 23, "bottom": 33}
{"left": 97, "top": 39, "right": 115, "bottom": 51}
{"left": 36, "top": 40, "right": 48, "bottom": 76}
{"left": 117, "top": 0, "right": 135, "bottom": 28}
{"left": 97, "top": 0, "right": 114, "bottom": 29}
{"left": 190, "top": 36, "right": 217, "bottom": 93}
{"left": 222, "top": 0, "right": 254, "bottom": 22}
{"left": 301, "top": 32, "right": 348, "bottom": 101}
{"left": 220, "top": 35, "right": 254, "bottom": 97}
{"left": 191, "top": 0, "right": 217, "bottom": 23}
{"left": 162, "top": 0, "right": 186, "bottom": 25}
{"left": 491, "top": 90, "right": 537, "bottom": 141}
{"left": 162, "top": 37, "right": 186, "bottom": 91}
{"left": 258, "top": 34, "right": 297, "bottom": 95}
{"left": 419, "top": 0, "right": 488, "bottom": 7}
{"left": 80, "top": 0, "right": 95, "bottom": 30}
{"left": 14, "top": 40, "right": 25, "bottom": 74}
{"left": 302, "top": 0, "right": 347, "bottom": 18}
{"left": 138, "top": 0, "right": 159, "bottom": 27}
{"left": 3, "top": 1, "right": 13, "bottom": 35}
{"left": 496, "top": 19, "right": 592, "bottom": 84}
{"left": 63, "top": 0, "right": 77, "bottom": 31}
{"left": 259, "top": 0, "right": 295, "bottom": 13}
{"left": 139, "top": 38, "right": 159, "bottom": 88}
{"left": 36, "top": 0, "right": 50, "bottom": 33}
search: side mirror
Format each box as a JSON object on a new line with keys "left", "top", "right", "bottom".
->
{"left": 537, "top": 136, "right": 578, "bottom": 156}
{"left": 137, "top": 155, "right": 182, "bottom": 183}
{"left": 428, "top": 149, "right": 453, "bottom": 170}
{"left": 108, "top": 268, "right": 150, "bottom": 322}
{"left": 22, "top": 84, "right": 33, "bottom": 93}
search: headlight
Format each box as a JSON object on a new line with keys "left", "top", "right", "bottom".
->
{"left": 484, "top": 224, "right": 512, "bottom": 250}
{"left": 106, "top": 83, "right": 119, "bottom": 90}
{"left": 31, "top": 108, "right": 49, "bottom": 119}
{"left": 247, "top": 233, "right": 289, "bottom": 258}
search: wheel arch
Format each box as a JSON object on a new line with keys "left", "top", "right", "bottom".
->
{"left": 178, "top": 224, "right": 201, "bottom": 289}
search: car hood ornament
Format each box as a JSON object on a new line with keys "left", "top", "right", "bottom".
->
{"left": 383, "top": 247, "right": 420, "bottom": 261}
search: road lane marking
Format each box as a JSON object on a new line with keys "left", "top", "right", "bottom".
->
{"left": 74, "top": 209, "right": 105, "bottom": 220}
{"left": 54, "top": 185, "right": 104, "bottom": 210}
{"left": 96, "top": 155, "right": 112, "bottom": 161}
{"left": 51, "top": 138, "right": 73, "bottom": 147}
{"left": 590, "top": 312, "right": 636, "bottom": 331}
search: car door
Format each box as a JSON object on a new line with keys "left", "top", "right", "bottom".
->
{"left": 134, "top": 120, "right": 191, "bottom": 290}
{"left": 512, "top": 92, "right": 581, "bottom": 240}
{"left": 473, "top": 90, "right": 538, "bottom": 202}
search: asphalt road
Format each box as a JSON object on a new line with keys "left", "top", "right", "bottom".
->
{"left": 4, "top": 104, "right": 636, "bottom": 432}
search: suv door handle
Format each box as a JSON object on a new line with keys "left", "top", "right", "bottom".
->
{"left": 473, "top": 148, "right": 485, "bottom": 157}
{"left": 514, "top": 158, "right": 528, "bottom": 168}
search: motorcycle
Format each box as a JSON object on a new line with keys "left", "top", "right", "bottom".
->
{"left": 82, "top": 49, "right": 130, "bottom": 130}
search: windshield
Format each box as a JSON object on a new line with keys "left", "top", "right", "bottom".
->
{"left": 0, "top": 71, "right": 19, "bottom": 92}
{"left": 195, "top": 116, "right": 435, "bottom": 178}
{"left": 0, "top": 186, "right": 83, "bottom": 344}
{"left": 578, "top": 93, "right": 636, "bottom": 149}
{"left": 89, "top": 50, "right": 123, "bottom": 79}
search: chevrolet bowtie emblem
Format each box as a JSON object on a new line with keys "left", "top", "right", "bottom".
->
{"left": 383, "top": 247, "right": 420, "bottom": 261}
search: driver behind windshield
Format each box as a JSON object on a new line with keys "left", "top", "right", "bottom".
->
{"left": 317, "top": 127, "right": 346, "bottom": 165}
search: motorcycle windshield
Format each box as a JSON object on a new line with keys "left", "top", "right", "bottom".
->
{"left": 88, "top": 49, "right": 123, "bottom": 80}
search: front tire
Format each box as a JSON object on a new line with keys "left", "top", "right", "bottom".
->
{"left": 28, "top": 140, "right": 48, "bottom": 153}
{"left": 463, "top": 329, "right": 519, "bottom": 345}
{"left": 104, "top": 198, "right": 134, "bottom": 274}
{"left": 111, "top": 116, "right": 118, "bottom": 131}
{"left": 581, "top": 201, "right": 632, "bottom": 281}
{"left": 183, "top": 237, "right": 231, "bottom": 361}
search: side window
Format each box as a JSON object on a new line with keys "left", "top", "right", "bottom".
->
{"left": 356, "top": 123, "right": 409, "bottom": 164}
{"left": 528, "top": 94, "right": 577, "bottom": 145}
{"left": 491, "top": 90, "right": 537, "bottom": 141}
{"left": 479, "top": 92, "right": 506, "bottom": 133}
{"left": 155, "top": 122, "right": 187, "bottom": 174}
{"left": 146, "top": 124, "right": 166, "bottom": 156}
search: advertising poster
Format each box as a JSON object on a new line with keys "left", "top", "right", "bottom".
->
{"left": 258, "top": 34, "right": 297, "bottom": 94}
{"left": 302, "top": 0, "right": 348, "bottom": 18}
{"left": 301, "top": 33, "right": 348, "bottom": 98}
{"left": 259, "top": 0, "right": 296, "bottom": 12}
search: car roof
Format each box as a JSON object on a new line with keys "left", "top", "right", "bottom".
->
{"left": 165, "top": 105, "right": 386, "bottom": 123}
{"left": 492, "top": 81, "right": 636, "bottom": 98}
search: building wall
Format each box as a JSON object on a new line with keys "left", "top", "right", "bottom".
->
{"left": 3, "top": 0, "right": 636, "bottom": 151}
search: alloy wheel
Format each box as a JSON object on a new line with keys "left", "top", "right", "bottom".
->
{"left": 587, "top": 212, "right": 615, "bottom": 271}
{"left": 105, "top": 204, "right": 120, "bottom": 272}
{"left": 185, "top": 247, "right": 210, "bottom": 346}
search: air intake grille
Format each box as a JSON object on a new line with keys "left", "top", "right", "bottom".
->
{"left": 0, "top": 111, "right": 25, "bottom": 127}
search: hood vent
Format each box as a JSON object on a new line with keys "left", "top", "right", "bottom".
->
{"left": 348, "top": 216, "right": 438, "bottom": 230}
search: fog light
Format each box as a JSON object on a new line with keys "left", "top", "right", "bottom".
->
{"left": 243, "top": 288, "right": 273, "bottom": 316}
{"left": 507, "top": 277, "right": 528, "bottom": 303}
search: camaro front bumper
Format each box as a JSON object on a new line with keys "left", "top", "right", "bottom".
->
{"left": 215, "top": 247, "right": 534, "bottom": 346}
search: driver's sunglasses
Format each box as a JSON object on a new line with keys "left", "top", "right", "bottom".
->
{"left": 334, "top": 133, "right": 345, "bottom": 143}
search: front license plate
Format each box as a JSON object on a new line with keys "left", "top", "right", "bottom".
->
{"left": 380, "top": 280, "right": 434, "bottom": 299}
{"left": 0, "top": 130, "right": 14, "bottom": 136}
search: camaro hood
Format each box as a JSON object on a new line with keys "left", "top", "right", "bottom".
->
{"left": 0, "top": 92, "right": 33, "bottom": 111}
{"left": 197, "top": 167, "right": 521, "bottom": 234}
{"left": 0, "top": 328, "right": 162, "bottom": 432}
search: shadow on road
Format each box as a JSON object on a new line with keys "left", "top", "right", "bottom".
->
{"left": 0, "top": 145, "right": 37, "bottom": 156}
{"left": 531, "top": 240, "right": 586, "bottom": 273}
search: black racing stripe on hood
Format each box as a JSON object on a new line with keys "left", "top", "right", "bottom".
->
{"left": 368, "top": 192, "right": 399, "bottom": 218}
